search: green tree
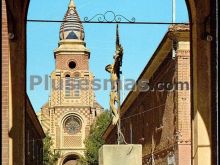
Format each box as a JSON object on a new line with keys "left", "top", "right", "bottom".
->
{"left": 83, "top": 110, "right": 111, "bottom": 165}
{"left": 43, "top": 132, "right": 61, "bottom": 165}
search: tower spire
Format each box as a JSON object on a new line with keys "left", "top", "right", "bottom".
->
{"left": 60, "top": 0, "right": 84, "bottom": 40}
{"left": 69, "top": 0, "right": 76, "bottom": 8}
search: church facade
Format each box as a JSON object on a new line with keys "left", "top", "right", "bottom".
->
{"left": 38, "top": 1, "right": 103, "bottom": 164}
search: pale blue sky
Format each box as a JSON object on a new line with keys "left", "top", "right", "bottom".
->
{"left": 27, "top": 0, "right": 189, "bottom": 112}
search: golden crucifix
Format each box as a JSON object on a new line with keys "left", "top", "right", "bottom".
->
{"left": 105, "top": 24, "right": 123, "bottom": 126}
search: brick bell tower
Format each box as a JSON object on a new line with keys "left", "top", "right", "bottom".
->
{"left": 38, "top": 1, "right": 103, "bottom": 164}
{"left": 51, "top": 0, "right": 92, "bottom": 107}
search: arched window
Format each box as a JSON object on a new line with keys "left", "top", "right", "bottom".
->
{"left": 63, "top": 115, "right": 82, "bottom": 134}
{"left": 65, "top": 74, "right": 71, "bottom": 96}
{"left": 74, "top": 74, "right": 80, "bottom": 97}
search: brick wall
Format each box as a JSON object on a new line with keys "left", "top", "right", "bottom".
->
{"left": 1, "top": 0, "right": 9, "bottom": 164}
{"left": 56, "top": 54, "right": 89, "bottom": 70}
{"left": 176, "top": 42, "right": 191, "bottom": 165}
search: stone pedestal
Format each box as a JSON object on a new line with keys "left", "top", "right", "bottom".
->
{"left": 99, "top": 144, "right": 142, "bottom": 165}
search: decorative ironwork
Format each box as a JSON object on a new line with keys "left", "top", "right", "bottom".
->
{"left": 84, "top": 11, "right": 135, "bottom": 23}
{"left": 27, "top": 19, "right": 189, "bottom": 25}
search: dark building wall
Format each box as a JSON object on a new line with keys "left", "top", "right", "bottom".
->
{"left": 105, "top": 52, "right": 177, "bottom": 164}
{"left": 1, "top": 0, "right": 29, "bottom": 164}
{"left": 25, "top": 115, "right": 44, "bottom": 165}
{"left": 104, "top": 28, "right": 191, "bottom": 165}
{"left": 25, "top": 97, "right": 45, "bottom": 165}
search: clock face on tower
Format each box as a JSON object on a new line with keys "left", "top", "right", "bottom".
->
{"left": 64, "top": 115, "right": 82, "bottom": 134}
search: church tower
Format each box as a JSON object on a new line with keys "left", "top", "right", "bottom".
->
{"left": 39, "top": 1, "right": 103, "bottom": 164}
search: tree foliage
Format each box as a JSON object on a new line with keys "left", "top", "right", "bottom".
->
{"left": 43, "top": 132, "right": 61, "bottom": 165}
{"left": 83, "top": 110, "right": 111, "bottom": 165}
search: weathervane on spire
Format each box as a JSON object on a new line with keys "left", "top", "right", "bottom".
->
{"left": 105, "top": 24, "right": 123, "bottom": 126}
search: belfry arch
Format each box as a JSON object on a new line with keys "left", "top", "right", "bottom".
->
{"left": 60, "top": 152, "right": 81, "bottom": 165}
{"left": 1, "top": 0, "right": 217, "bottom": 165}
